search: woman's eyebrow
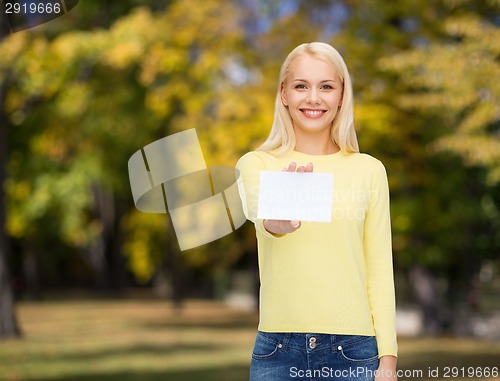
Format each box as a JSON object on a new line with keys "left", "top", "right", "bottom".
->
{"left": 291, "top": 79, "right": 337, "bottom": 83}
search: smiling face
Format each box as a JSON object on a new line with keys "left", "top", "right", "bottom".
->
{"left": 280, "top": 54, "right": 343, "bottom": 138}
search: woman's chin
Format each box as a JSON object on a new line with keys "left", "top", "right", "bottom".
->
{"left": 294, "top": 123, "right": 333, "bottom": 134}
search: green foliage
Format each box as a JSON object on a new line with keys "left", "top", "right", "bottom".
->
{"left": 0, "top": 0, "right": 498, "bottom": 294}
{"left": 0, "top": 0, "right": 268, "bottom": 284}
{"left": 380, "top": 15, "right": 500, "bottom": 185}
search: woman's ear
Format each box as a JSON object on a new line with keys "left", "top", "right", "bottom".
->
{"left": 280, "top": 83, "right": 288, "bottom": 107}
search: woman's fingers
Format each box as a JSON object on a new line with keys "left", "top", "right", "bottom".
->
{"left": 281, "top": 220, "right": 301, "bottom": 233}
{"left": 297, "top": 162, "right": 313, "bottom": 173}
{"left": 284, "top": 162, "right": 313, "bottom": 172}
{"left": 264, "top": 219, "right": 302, "bottom": 235}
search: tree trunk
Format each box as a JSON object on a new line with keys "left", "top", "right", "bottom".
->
{"left": 0, "top": 154, "right": 20, "bottom": 337}
{"left": 108, "top": 200, "right": 127, "bottom": 292}
{"left": 0, "top": 231, "right": 19, "bottom": 338}
{"left": 23, "top": 242, "right": 42, "bottom": 300}
{"left": 0, "top": 25, "right": 21, "bottom": 336}
{"left": 408, "top": 264, "right": 444, "bottom": 335}
{"left": 86, "top": 182, "right": 116, "bottom": 290}
{"left": 165, "top": 216, "right": 185, "bottom": 309}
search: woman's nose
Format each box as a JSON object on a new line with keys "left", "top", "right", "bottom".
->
{"left": 307, "top": 88, "right": 320, "bottom": 104}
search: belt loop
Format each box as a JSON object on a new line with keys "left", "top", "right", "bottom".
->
{"left": 281, "top": 333, "right": 291, "bottom": 351}
{"left": 330, "top": 334, "right": 336, "bottom": 354}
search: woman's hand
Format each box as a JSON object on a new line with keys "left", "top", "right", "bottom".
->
{"left": 263, "top": 161, "right": 313, "bottom": 235}
{"left": 375, "top": 355, "right": 397, "bottom": 381}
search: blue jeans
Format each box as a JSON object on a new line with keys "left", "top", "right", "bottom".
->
{"left": 250, "top": 331, "right": 380, "bottom": 381}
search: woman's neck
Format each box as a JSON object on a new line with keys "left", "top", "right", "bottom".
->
{"left": 294, "top": 132, "right": 340, "bottom": 155}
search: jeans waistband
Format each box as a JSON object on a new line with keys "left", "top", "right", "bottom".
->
{"left": 258, "top": 331, "right": 375, "bottom": 353}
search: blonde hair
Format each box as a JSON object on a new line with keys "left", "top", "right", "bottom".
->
{"left": 258, "top": 42, "right": 359, "bottom": 155}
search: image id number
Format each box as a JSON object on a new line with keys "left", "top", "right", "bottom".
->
{"left": 5, "top": 2, "right": 62, "bottom": 14}
{"left": 443, "top": 367, "right": 499, "bottom": 378}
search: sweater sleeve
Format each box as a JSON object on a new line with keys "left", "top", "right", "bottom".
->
{"left": 236, "top": 152, "right": 284, "bottom": 239}
{"left": 363, "top": 160, "right": 398, "bottom": 358}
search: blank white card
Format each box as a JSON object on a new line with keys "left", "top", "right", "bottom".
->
{"left": 257, "top": 171, "right": 334, "bottom": 223}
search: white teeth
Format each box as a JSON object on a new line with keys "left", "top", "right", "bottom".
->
{"left": 303, "top": 110, "right": 324, "bottom": 116}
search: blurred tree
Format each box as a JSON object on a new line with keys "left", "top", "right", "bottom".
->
{"left": 0, "top": 3, "right": 156, "bottom": 293}
{"left": 378, "top": 12, "right": 500, "bottom": 331}
{"left": 380, "top": 14, "right": 500, "bottom": 184}
{"left": 0, "top": 12, "right": 20, "bottom": 338}
{"left": 0, "top": 0, "right": 263, "bottom": 302}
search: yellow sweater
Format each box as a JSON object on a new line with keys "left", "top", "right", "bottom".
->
{"left": 236, "top": 149, "right": 398, "bottom": 358}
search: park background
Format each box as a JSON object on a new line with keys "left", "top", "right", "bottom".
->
{"left": 0, "top": 0, "right": 499, "bottom": 380}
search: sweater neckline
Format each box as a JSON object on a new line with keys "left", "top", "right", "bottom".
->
{"left": 290, "top": 149, "right": 345, "bottom": 159}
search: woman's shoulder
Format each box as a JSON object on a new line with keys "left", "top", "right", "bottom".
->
{"left": 236, "top": 150, "right": 275, "bottom": 168}
{"left": 347, "top": 152, "right": 386, "bottom": 169}
{"left": 343, "top": 153, "right": 388, "bottom": 182}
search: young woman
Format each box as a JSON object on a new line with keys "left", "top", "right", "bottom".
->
{"left": 236, "top": 42, "right": 398, "bottom": 381}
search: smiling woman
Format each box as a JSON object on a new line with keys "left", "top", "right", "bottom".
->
{"left": 236, "top": 42, "right": 398, "bottom": 381}
{"left": 280, "top": 55, "right": 344, "bottom": 151}
{"left": 257, "top": 42, "right": 358, "bottom": 157}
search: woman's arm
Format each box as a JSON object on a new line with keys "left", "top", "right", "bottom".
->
{"left": 363, "top": 161, "right": 398, "bottom": 358}
{"left": 376, "top": 355, "right": 398, "bottom": 381}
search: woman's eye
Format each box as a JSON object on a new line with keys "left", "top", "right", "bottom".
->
{"left": 322, "top": 85, "right": 334, "bottom": 90}
{"left": 294, "top": 84, "right": 306, "bottom": 89}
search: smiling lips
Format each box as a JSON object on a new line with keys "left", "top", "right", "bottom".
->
{"left": 300, "top": 108, "right": 327, "bottom": 119}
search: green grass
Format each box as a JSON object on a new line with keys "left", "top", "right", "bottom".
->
{"left": 0, "top": 295, "right": 499, "bottom": 381}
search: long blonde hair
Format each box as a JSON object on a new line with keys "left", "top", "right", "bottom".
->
{"left": 258, "top": 42, "right": 359, "bottom": 155}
